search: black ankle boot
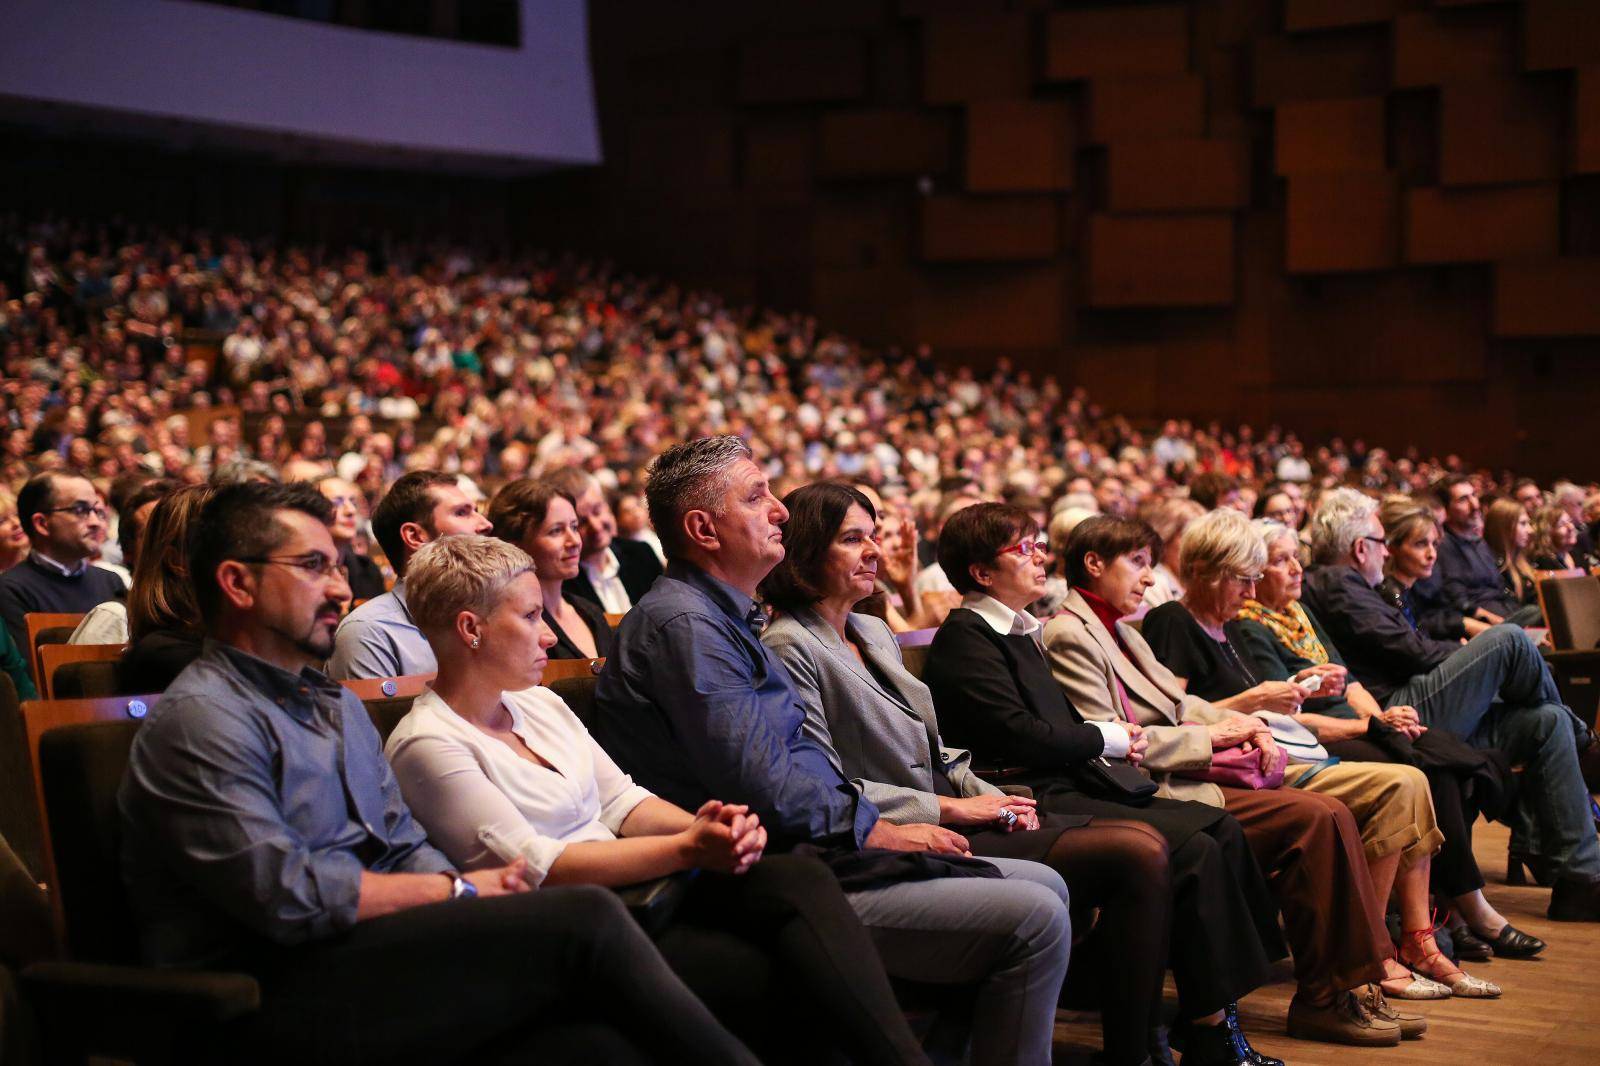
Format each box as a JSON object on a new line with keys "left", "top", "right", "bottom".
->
{"left": 1547, "top": 874, "right": 1600, "bottom": 921}
{"left": 1173, "top": 1019, "right": 1246, "bottom": 1066}
{"left": 1224, "top": 1003, "right": 1284, "bottom": 1066}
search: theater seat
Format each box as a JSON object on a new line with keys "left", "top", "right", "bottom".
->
{"left": 363, "top": 695, "right": 419, "bottom": 744}
{"left": 30, "top": 722, "right": 259, "bottom": 1063}
{"left": 0, "top": 678, "right": 45, "bottom": 885}
{"left": 548, "top": 675, "right": 598, "bottom": 729}
{"left": 50, "top": 661, "right": 123, "bottom": 701}
{"left": 1538, "top": 575, "right": 1600, "bottom": 731}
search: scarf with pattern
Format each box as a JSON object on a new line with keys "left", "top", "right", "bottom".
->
{"left": 1235, "top": 598, "right": 1328, "bottom": 666}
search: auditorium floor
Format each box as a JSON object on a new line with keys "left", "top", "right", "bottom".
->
{"left": 1051, "top": 816, "right": 1600, "bottom": 1064}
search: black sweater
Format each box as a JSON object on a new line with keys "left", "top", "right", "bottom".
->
{"left": 0, "top": 554, "right": 125, "bottom": 682}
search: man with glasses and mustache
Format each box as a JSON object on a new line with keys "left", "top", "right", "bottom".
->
{"left": 0, "top": 471, "right": 126, "bottom": 684}
{"left": 119, "top": 480, "right": 758, "bottom": 1065}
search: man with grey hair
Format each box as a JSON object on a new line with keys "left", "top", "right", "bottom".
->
{"left": 592, "top": 435, "right": 1073, "bottom": 1066}
{"left": 1303, "top": 488, "right": 1600, "bottom": 921}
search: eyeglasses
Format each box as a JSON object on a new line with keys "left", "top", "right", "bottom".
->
{"left": 47, "top": 502, "right": 109, "bottom": 521}
{"left": 1229, "top": 571, "right": 1264, "bottom": 584}
{"left": 997, "top": 540, "right": 1047, "bottom": 560}
{"left": 1359, "top": 535, "right": 1388, "bottom": 550}
{"left": 235, "top": 554, "right": 350, "bottom": 582}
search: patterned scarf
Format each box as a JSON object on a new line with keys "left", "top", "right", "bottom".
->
{"left": 1235, "top": 598, "right": 1328, "bottom": 666}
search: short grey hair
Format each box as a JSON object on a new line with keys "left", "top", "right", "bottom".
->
{"left": 210, "top": 459, "right": 281, "bottom": 487}
{"left": 645, "top": 435, "right": 754, "bottom": 559}
{"left": 1251, "top": 518, "right": 1296, "bottom": 556}
{"left": 1309, "top": 487, "right": 1378, "bottom": 566}
{"left": 405, "top": 534, "right": 537, "bottom": 632}
{"left": 1178, "top": 508, "right": 1266, "bottom": 586}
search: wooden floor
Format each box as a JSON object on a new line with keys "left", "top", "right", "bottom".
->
{"left": 1051, "top": 817, "right": 1600, "bottom": 1064}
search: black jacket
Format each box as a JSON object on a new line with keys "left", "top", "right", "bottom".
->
{"left": 922, "top": 607, "right": 1106, "bottom": 774}
{"left": 546, "top": 593, "right": 616, "bottom": 660}
{"left": 1301, "top": 565, "right": 1458, "bottom": 703}
{"left": 562, "top": 538, "right": 663, "bottom": 612}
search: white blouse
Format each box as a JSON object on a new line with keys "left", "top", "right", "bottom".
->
{"left": 385, "top": 686, "right": 654, "bottom": 886}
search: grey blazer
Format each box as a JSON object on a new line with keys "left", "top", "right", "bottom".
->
{"left": 762, "top": 608, "right": 1001, "bottom": 825}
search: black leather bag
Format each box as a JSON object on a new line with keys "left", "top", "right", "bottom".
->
{"left": 1076, "top": 755, "right": 1158, "bottom": 805}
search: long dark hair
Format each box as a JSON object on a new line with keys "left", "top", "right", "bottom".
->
{"left": 759, "top": 481, "right": 876, "bottom": 612}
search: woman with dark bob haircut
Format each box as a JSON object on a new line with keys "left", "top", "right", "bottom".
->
{"left": 762, "top": 486, "right": 1283, "bottom": 1066}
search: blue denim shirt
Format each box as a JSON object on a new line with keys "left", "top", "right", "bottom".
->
{"left": 119, "top": 640, "right": 452, "bottom": 968}
{"left": 592, "top": 562, "right": 879, "bottom": 851}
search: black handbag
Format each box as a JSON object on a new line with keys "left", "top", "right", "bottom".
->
{"left": 1076, "top": 755, "right": 1159, "bottom": 805}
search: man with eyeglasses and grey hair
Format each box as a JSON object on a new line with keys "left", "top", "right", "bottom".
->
{"left": 1303, "top": 486, "right": 1600, "bottom": 922}
{"left": 0, "top": 471, "right": 125, "bottom": 684}
{"left": 592, "top": 435, "right": 1073, "bottom": 1066}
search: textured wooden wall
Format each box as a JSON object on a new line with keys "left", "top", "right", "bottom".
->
{"left": 522, "top": 0, "right": 1600, "bottom": 478}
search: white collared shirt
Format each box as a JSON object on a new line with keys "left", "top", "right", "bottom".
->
{"left": 31, "top": 550, "right": 89, "bottom": 578}
{"left": 960, "top": 592, "right": 1131, "bottom": 759}
{"left": 582, "top": 547, "right": 632, "bottom": 614}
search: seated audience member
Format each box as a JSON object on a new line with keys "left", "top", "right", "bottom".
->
{"left": 327, "top": 471, "right": 491, "bottom": 679}
{"left": 210, "top": 459, "right": 281, "bottom": 487}
{"left": 388, "top": 534, "right": 929, "bottom": 1066}
{"left": 1304, "top": 489, "right": 1600, "bottom": 921}
{"left": 1530, "top": 503, "right": 1598, "bottom": 572}
{"left": 1188, "top": 473, "right": 1244, "bottom": 513}
{"left": 1231, "top": 517, "right": 1543, "bottom": 961}
{"left": 852, "top": 482, "right": 937, "bottom": 632}
{"left": 1411, "top": 476, "right": 1543, "bottom": 636}
{"left": 591, "top": 437, "right": 1072, "bottom": 1066}
{"left": 70, "top": 478, "right": 176, "bottom": 645}
{"left": 614, "top": 490, "right": 667, "bottom": 566}
{"left": 1483, "top": 498, "right": 1540, "bottom": 614}
{"left": 1554, "top": 481, "right": 1596, "bottom": 559}
{"left": 766, "top": 485, "right": 1282, "bottom": 1066}
{"left": 1142, "top": 498, "right": 1203, "bottom": 613}
{"left": 545, "top": 467, "right": 662, "bottom": 615}
{"left": 486, "top": 479, "right": 613, "bottom": 660}
{"left": 1041, "top": 517, "right": 1420, "bottom": 1043}
{"left": 1512, "top": 479, "right": 1545, "bottom": 518}
{"left": 912, "top": 492, "right": 985, "bottom": 625}
{"left": 1253, "top": 483, "right": 1301, "bottom": 529}
{"left": 0, "top": 472, "right": 126, "bottom": 682}
{"left": 117, "top": 486, "right": 214, "bottom": 694}
{"left": 316, "top": 476, "right": 388, "bottom": 602}
{"left": 118, "top": 481, "right": 757, "bottom": 1066}
{"left": 1139, "top": 511, "right": 1493, "bottom": 998}
{"left": 0, "top": 487, "right": 30, "bottom": 574}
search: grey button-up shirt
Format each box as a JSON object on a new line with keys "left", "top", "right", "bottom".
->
{"left": 325, "top": 582, "right": 437, "bottom": 680}
{"left": 119, "top": 640, "right": 452, "bottom": 968}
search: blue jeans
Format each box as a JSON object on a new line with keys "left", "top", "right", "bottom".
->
{"left": 1384, "top": 625, "right": 1600, "bottom": 880}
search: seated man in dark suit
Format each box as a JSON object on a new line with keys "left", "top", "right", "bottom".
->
{"left": 1302, "top": 488, "right": 1600, "bottom": 922}
{"left": 591, "top": 436, "right": 1073, "bottom": 1066}
{"left": 545, "top": 467, "right": 663, "bottom": 614}
{"left": 119, "top": 481, "right": 756, "bottom": 1066}
{"left": 1411, "top": 475, "right": 1543, "bottom": 637}
{"left": 0, "top": 472, "right": 126, "bottom": 684}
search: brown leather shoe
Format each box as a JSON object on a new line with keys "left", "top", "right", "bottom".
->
{"left": 1287, "top": 989, "right": 1402, "bottom": 1047}
{"left": 1361, "top": 985, "right": 1428, "bottom": 1040}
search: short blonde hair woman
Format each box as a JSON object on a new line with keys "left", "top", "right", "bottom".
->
{"left": 390, "top": 534, "right": 932, "bottom": 1065}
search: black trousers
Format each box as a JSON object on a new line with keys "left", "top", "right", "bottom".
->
{"left": 228, "top": 886, "right": 760, "bottom": 1066}
{"left": 659, "top": 853, "right": 931, "bottom": 1066}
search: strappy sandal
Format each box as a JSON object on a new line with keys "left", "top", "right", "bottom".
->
{"left": 1400, "top": 926, "right": 1501, "bottom": 998}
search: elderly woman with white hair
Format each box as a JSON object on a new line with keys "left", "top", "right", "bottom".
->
{"left": 1231, "top": 516, "right": 1541, "bottom": 962}
{"left": 384, "top": 534, "right": 936, "bottom": 1066}
{"left": 1141, "top": 511, "right": 1497, "bottom": 998}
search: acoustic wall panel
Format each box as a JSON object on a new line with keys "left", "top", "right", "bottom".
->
{"left": 1284, "top": 0, "right": 1399, "bottom": 33}
{"left": 1439, "top": 76, "right": 1565, "bottom": 185}
{"left": 1107, "top": 138, "right": 1248, "bottom": 211}
{"left": 1392, "top": 10, "right": 1516, "bottom": 88}
{"left": 1087, "top": 76, "right": 1206, "bottom": 143}
{"left": 1522, "top": 0, "right": 1600, "bottom": 72}
{"left": 1274, "top": 97, "right": 1386, "bottom": 174}
{"left": 817, "top": 110, "right": 951, "bottom": 177}
{"left": 1406, "top": 184, "right": 1561, "bottom": 263}
{"left": 1494, "top": 259, "right": 1600, "bottom": 336}
{"left": 922, "top": 13, "right": 1031, "bottom": 103}
{"left": 1087, "top": 214, "right": 1235, "bottom": 306}
{"left": 1045, "top": 6, "right": 1190, "bottom": 81}
{"left": 1251, "top": 31, "right": 1389, "bottom": 106}
{"left": 1286, "top": 172, "right": 1400, "bottom": 272}
{"left": 738, "top": 34, "right": 867, "bottom": 104}
{"left": 1577, "top": 66, "right": 1600, "bottom": 174}
{"left": 965, "top": 100, "right": 1075, "bottom": 192}
{"left": 920, "top": 196, "right": 1060, "bottom": 261}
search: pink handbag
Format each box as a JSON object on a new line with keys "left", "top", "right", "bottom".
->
{"left": 1185, "top": 743, "right": 1287, "bottom": 790}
